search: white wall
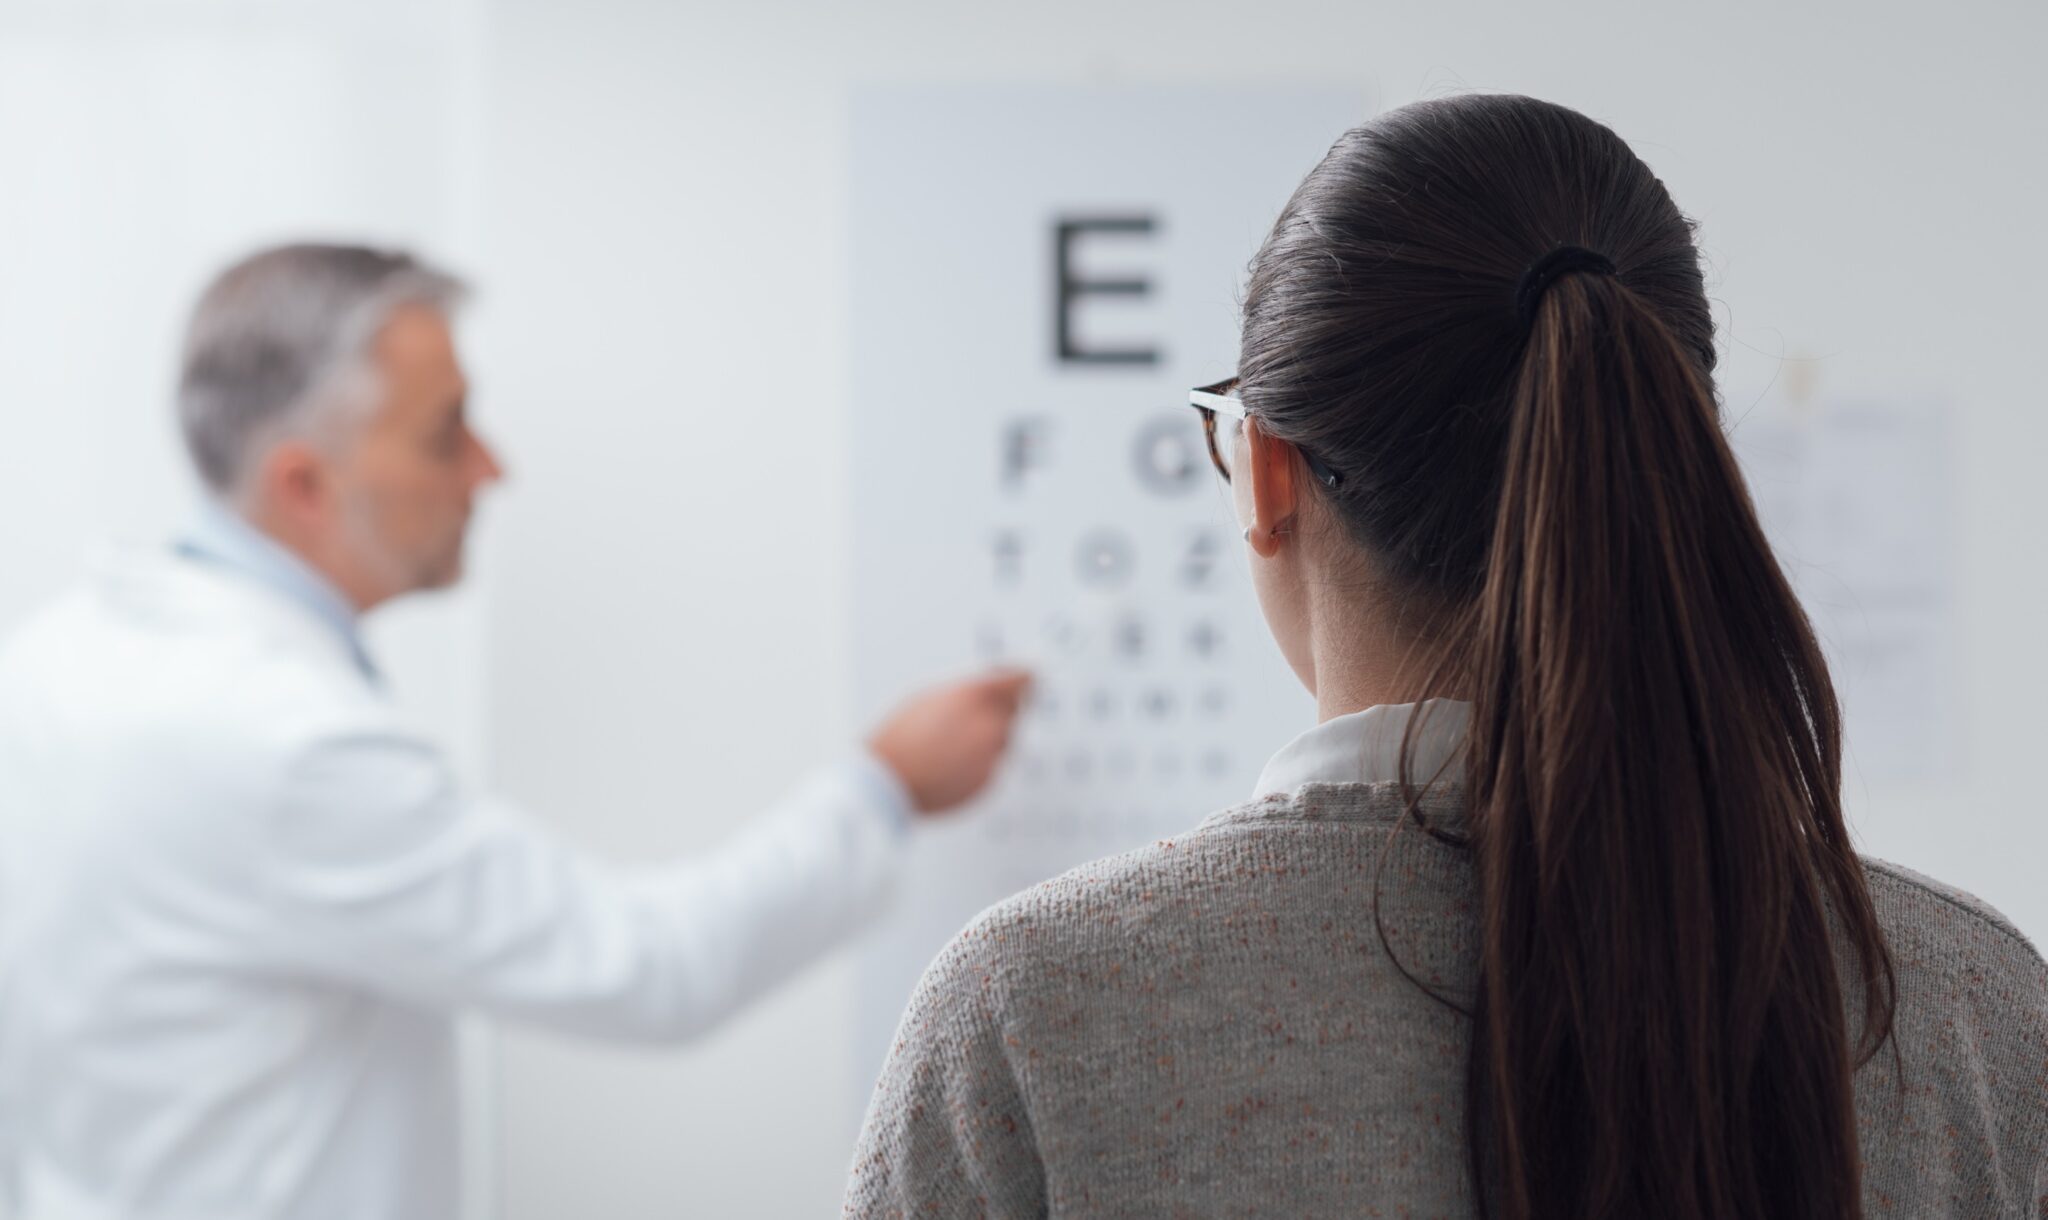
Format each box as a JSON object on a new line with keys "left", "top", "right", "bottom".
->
{"left": 471, "top": 1, "right": 2048, "bottom": 1217}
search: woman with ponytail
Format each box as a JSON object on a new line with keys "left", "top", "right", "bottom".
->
{"left": 846, "top": 95, "right": 2048, "bottom": 1219}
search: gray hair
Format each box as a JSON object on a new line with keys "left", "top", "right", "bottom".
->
{"left": 177, "top": 242, "right": 468, "bottom": 494}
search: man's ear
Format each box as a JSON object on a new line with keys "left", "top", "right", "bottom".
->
{"left": 252, "top": 440, "right": 332, "bottom": 527}
{"left": 1244, "top": 418, "right": 1299, "bottom": 559}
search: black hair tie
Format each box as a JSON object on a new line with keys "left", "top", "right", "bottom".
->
{"left": 1515, "top": 245, "right": 1616, "bottom": 330}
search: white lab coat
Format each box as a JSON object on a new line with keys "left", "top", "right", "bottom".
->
{"left": 0, "top": 545, "right": 909, "bottom": 1220}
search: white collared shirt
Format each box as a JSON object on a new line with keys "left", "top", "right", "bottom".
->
{"left": 0, "top": 541, "right": 910, "bottom": 1220}
{"left": 1253, "top": 698, "right": 1473, "bottom": 798}
{"left": 175, "top": 501, "right": 377, "bottom": 680}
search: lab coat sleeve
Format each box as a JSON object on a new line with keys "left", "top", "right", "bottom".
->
{"left": 259, "top": 725, "right": 910, "bottom": 1041}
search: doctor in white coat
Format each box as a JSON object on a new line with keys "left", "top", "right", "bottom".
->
{"left": 0, "top": 243, "right": 1031, "bottom": 1220}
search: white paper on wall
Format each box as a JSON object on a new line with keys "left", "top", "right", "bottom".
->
{"left": 846, "top": 86, "right": 1361, "bottom": 1108}
{"left": 1727, "top": 394, "right": 1959, "bottom": 784}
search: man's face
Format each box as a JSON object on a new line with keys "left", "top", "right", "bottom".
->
{"left": 331, "top": 304, "right": 502, "bottom": 598}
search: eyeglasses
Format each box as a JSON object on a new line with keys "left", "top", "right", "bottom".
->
{"left": 1187, "top": 376, "right": 1343, "bottom": 491}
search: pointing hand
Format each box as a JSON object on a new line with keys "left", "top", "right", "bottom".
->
{"left": 867, "top": 668, "right": 1034, "bottom": 816}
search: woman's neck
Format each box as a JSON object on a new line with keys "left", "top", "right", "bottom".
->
{"left": 1304, "top": 580, "right": 1465, "bottom": 723}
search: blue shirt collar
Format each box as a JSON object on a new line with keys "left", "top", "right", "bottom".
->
{"left": 176, "top": 501, "right": 378, "bottom": 680}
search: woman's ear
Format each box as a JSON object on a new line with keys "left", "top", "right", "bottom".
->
{"left": 1242, "top": 417, "right": 1300, "bottom": 559}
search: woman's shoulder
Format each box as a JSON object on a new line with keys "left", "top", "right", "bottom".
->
{"left": 884, "top": 837, "right": 1201, "bottom": 1066}
{"left": 918, "top": 812, "right": 1281, "bottom": 1001}
{"left": 1853, "top": 856, "right": 2047, "bottom": 1104}
{"left": 1850, "top": 858, "right": 2048, "bottom": 1209}
{"left": 931, "top": 790, "right": 1469, "bottom": 1008}
{"left": 957, "top": 790, "right": 1392, "bottom": 928}
{"left": 1859, "top": 855, "right": 2046, "bottom": 981}
{"left": 949, "top": 832, "right": 1220, "bottom": 958}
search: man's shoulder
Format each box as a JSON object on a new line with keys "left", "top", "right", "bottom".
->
{"left": 0, "top": 555, "right": 395, "bottom": 761}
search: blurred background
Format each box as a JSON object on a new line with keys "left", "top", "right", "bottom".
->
{"left": 1, "top": 0, "right": 2042, "bottom": 1216}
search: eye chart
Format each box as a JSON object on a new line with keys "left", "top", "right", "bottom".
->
{"left": 847, "top": 87, "right": 1357, "bottom": 1098}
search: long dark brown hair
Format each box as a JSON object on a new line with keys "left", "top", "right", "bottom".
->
{"left": 1238, "top": 95, "right": 1896, "bottom": 1219}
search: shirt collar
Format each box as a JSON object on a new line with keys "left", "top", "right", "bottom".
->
{"left": 176, "top": 501, "right": 377, "bottom": 680}
{"left": 1252, "top": 697, "right": 1473, "bottom": 798}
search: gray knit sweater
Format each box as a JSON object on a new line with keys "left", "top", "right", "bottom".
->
{"left": 845, "top": 783, "right": 2048, "bottom": 1217}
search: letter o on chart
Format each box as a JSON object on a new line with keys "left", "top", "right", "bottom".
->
{"left": 1131, "top": 415, "right": 1204, "bottom": 497}
{"left": 1075, "top": 529, "right": 1135, "bottom": 589}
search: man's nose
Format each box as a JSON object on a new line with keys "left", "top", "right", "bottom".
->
{"left": 469, "top": 431, "right": 506, "bottom": 486}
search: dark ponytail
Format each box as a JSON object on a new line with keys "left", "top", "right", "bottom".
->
{"left": 1240, "top": 95, "right": 1896, "bottom": 1220}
